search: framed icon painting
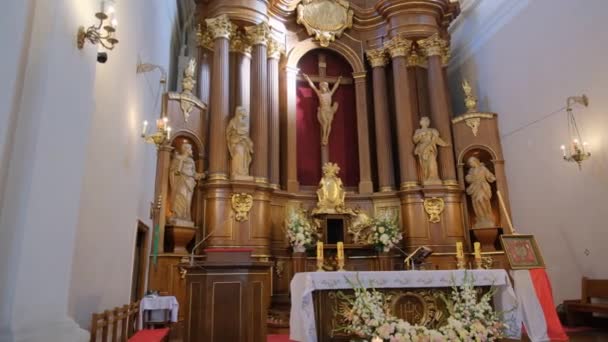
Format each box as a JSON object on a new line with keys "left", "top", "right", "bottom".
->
{"left": 499, "top": 234, "right": 545, "bottom": 269}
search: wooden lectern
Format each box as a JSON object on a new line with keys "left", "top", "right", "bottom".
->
{"left": 184, "top": 249, "right": 272, "bottom": 342}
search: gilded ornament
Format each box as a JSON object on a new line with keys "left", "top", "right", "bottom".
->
{"left": 423, "top": 197, "right": 445, "bottom": 223}
{"left": 465, "top": 117, "right": 481, "bottom": 136}
{"left": 365, "top": 48, "right": 387, "bottom": 68}
{"left": 462, "top": 79, "right": 478, "bottom": 112}
{"left": 205, "top": 14, "right": 232, "bottom": 40}
{"left": 196, "top": 23, "right": 214, "bottom": 50}
{"left": 296, "top": 0, "right": 353, "bottom": 47}
{"left": 384, "top": 36, "right": 413, "bottom": 58}
{"left": 313, "top": 162, "right": 346, "bottom": 214}
{"left": 348, "top": 208, "right": 374, "bottom": 244}
{"left": 229, "top": 27, "right": 251, "bottom": 55}
{"left": 418, "top": 33, "right": 449, "bottom": 58}
{"left": 267, "top": 37, "right": 284, "bottom": 59}
{"left": 231, "top": 193, "right": 254, "bottom": 222}
{"left": 167, "top": 58, "right": 206, "bottom": 122}
{"left": 274, "top": 260, "right": 285, "bottom": 279}
{"left": 245, "top": 22, "right": 271, "bottom": 46}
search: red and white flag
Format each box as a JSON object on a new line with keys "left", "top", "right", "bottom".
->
{"left": 512, "top": 269, "right": 569, "bottom": 341}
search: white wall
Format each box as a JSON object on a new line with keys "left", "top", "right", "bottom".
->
{"left": 449, "top": 0, "right": 608, "bottom": 305}
{"left": 68, "top": 0, "right": 179, "bottom": 329}
{"left": 0, "top": 0, "right": 178, "bottom": 339}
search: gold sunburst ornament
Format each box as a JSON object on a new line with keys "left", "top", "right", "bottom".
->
{"left": 423, "top": 197, "right": 445, "bottom": 223}
{"left": 297, "top": 0, "right": 353, "bottom": 47}
{"left": 231, "top": 193, "right": 253, "bottom": 222}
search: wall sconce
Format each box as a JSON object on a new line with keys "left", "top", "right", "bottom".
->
{"left": 560, "top": 95, "right": 590, "bottom": 169}
{"left": 141, "top": 117, "right": 172, "bottom": 147}
{"left": 77, "top": 0, "right": 119, "bottom": 61}
{"left": 137, "top": 63, "right": 171, "bottom": 147}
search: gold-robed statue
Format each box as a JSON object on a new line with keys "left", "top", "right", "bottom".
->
{"left": 413, "top": 116, "right": 450, "bottom": 184}
{"left": 302, "top": 73, "right": 342, "bottom": 146}
{"left": 465, "top": 156, "right": 497, "bottom": 228}
{"left": 226, "top": 106, "right": 254, "bottom": 179}
{"left": 169, "top": 141, "right": 204, "bottom": 225}
{"left": 313, "top": 162, "right": 346, "bottom": 214}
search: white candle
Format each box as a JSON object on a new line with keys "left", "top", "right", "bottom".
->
{"left": 560, "top": 145, "right": 566, "bottom": 157}
{"left": 142, "top": 120, "right": 148, "bottom": 135}
{"left": 166, "top": 126, "right": 172, "bottom": 139}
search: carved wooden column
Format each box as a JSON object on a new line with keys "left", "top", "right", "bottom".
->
{"left": 419, "top": 33, "right": 457, "bottom": 184}
{"left": 206, "top": 15, "right": 232, "bottom": 181}
{"left": 385, "top": 36, "right": 418, "bottom": 189}
{"left": 155, "top": 144, "right": 173, "bottom": 252}
{"left": 366, "top": 48, "right": 395, "bottom": 192}
{"left": 231, "top": 29, "right": 251, "bottom": 113}
{"left": 246, "top": 22, "right": 270, "bottom": 183}
{"left": 196, "top": 28, "right": 213, "bottom": 105}
{"left": 406, "top": 51, "right": 420, "bottom": 123}
{"left": 283, "top": 66, "right": 299, "bottom": 192}
{"left": 352, "top": 71, "right": 373, "bottom": 193}
{"left": 267, "top": 38, "right": 282, "bottom": 189}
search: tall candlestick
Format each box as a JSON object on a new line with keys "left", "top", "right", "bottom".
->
{"left": 317, "top": 241, "right": 323, "bottom": 260}
{"left": 474, "top": 242, "right": 481, "bottom": 259}
{"left": 337, "top": 242, "right": 344, "bottom": 260}
{"left": 456, "top": 242, "right": 463, "bottom": 258}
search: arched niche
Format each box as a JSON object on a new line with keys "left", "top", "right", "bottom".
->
{"left": 285, "top": 37, "right": 365, "bottom": 73}
{"left": 460, "top": 146, "right": 502, "bottom": 249}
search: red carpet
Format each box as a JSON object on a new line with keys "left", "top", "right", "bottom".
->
{"left": 267, "top": 334, "right": 293, "bottom": 342}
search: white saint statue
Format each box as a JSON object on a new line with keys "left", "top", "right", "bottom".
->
{"left": 465, "top": 156, "right": 497, "bottom": 228}
{"left": 169, "top": 141, "right": 204, "bottom": 225}
{"left": 226, "top": 106, "right": 254, "bottom": 179}
{"left": 302, "top": 73, "right": 342, "bottom": 146}
{"left": 413, "top": 116, "right": 450, "bottom": 184}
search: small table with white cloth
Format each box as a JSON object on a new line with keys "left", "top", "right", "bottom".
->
{"left": 138, "top": 295, "right": 179, "bottom": 330}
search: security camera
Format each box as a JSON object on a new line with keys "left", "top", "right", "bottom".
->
{"left": 97, "top": 52, "right": 108, "bottom": 64}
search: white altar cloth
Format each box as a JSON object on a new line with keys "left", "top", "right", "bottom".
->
{"left": 290, "top": 269, "right": 521, "bottom": 342}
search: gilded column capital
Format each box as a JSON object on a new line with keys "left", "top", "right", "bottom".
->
{"left": 365, "top": 48, "right": 387, "bottom": 68}
{"left": 418, "top": 33, "right": 448, "bottom": 58}
{"left": 267, "top": 37, "right": 284, "bottom": 59}
{"left": 230, "top": 28, "right": 252, "bottom": 55}
{"left": 205, "top": 14, "right": 233, "bottom": 40}
{"left": 384, "top": 36, "right": 413, "bottom": 58}
{"left": 196, "top": 24, "right": 214, "bottom": 50}
{"left": 246, "top": 22, "right": 271, "bottom": 46}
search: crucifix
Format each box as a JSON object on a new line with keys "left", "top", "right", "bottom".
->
{"left": 298, "top": 53, "right": 352, "bottom": 165}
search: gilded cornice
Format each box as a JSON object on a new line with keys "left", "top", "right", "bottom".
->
{"left": 418, "top": 33, "right": 448, "bottom": 57}
{"left": 205, "top": 14, "right": 232, "bottom": 40}
{"left": 230, "top": 27, "right": 252, "bottom": 55}
{"left": 246, "top": 22, "right": 271, "bottom": 46}
{"left": 267, "top": 37, "right": 284, "bottom": 59}
{"left": 384, "top": 35, "right": 412, "bottom": 58}
{"left": 365, "top": 47, "right": 387, "bottom": 68}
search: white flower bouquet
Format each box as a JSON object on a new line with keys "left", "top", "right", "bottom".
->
{"left": 285, "top": 208, "right": 316, "bottom": 252}
{"left": 370, "top": 214, "right": 402, "bottom": 253}
{"left": 337, "top": 272, "right": 507, "bottom": 341}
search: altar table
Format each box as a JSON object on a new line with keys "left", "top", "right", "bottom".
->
{"left": 290, "top": 270, "right": 522, "bottom": 342}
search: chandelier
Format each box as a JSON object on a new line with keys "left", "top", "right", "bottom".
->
{"left": 560, "top": 95, "right": 590, "bottom": 169}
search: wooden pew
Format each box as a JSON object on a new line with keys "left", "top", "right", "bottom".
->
{"left": 565, "top": 277, "right": 608, "bottom": 326}
{"left": 90, "top": 301, "right": 170, "bottom": 342}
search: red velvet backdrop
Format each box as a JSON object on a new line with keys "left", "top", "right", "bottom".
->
{"left": 296, "top": 49, "right": 359, "bottom": 186}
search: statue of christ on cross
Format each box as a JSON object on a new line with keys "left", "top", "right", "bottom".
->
{"left": 302, "top": 72, "right": 342, "bottom": 146}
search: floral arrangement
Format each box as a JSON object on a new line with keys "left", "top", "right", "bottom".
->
{"left": 370, "top": 214, "right": 402, "bottom": 253}
{"left": 338, "top": 272, "right": 507, "bottom": 341}
{"left": 285, "top": 208, "right": 317, "bottom": 252}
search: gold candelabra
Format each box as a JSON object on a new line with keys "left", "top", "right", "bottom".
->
{"left": 141, "top": 117, "right": 171, "bottom": 147}
{"left": 77, "top": 0, "right": 119, "bottom": 50}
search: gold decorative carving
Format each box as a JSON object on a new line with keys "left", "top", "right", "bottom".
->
{"left": 296, "top": 0, "right": 353, "bottom": 47}
{"left": 465, "top": 117, "right": 481, "bottom": 136}
{"left": 231, "top": 193, "right": 253, "bottom": 222}
{"left": 267, "top": 37, "right": 284, "bottom": 59}
{"left": 169, "top": 58, "right": 206, "bottom": 122}
{"left": 423, "top": 197, "right": 445, "bottom": 223}
{"left": 384, "top": 36, "right": 412, "bottom": 58}
{"left": 365, "top": 47, "right": 387, "bottom": 68}
{"left": 348, "top": 209, "right": 373, "bottom": 244}
{"left": 205, "top": 14, "right": 232, "bottom": 40}
{"left": 196, "top": 24, "right": 214, "bottom": 50}
{"left": 229, "top": 27, "right": 251, "bottom": 55}
{"left": 418, "top": 33, "right": 449, "bottom": 59}
{"left": 274, "top": 260, "right": 285, "bottom": 279}
{"left": 313, "top": 163, "right": 346, "bottom": 214}
{"left": 462, "top": 79, "right": 477, "bottom": 112}
{"left": 245, "top": 22, "right": 271, "bottom": 46}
